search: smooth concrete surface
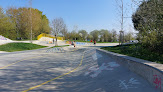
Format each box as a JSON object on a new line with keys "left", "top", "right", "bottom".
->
{"left": 0, "top": 47, "right": 161, "bottom": 92}
{"left": 98, "top": 49, "right": 163, "bottom": 92}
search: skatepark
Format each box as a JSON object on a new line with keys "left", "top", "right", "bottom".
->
{"left": 0, "top": 35, "right": 162, "bottom": 92}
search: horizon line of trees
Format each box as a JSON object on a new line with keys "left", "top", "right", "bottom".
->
{"left": 63, "top": 29, "right": 135, "bottom": 43}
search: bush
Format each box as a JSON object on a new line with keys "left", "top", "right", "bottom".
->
{"left": 101, "top": 44, "right": 163, "bottom": 64}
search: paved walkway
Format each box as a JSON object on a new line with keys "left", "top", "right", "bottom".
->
{"left": 0, "top": 47, "right": 160, "bottom": 92}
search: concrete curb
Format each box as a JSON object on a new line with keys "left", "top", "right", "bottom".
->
{"left": 97, "top": 49, "right": 163, "bottom": 91}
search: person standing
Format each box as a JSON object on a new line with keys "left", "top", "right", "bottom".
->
{"left": 94, "top": 40, "right": 96, "bottom": 45}
{"left": 53, "top": 38, "right": 55, "bottom": 44}
{"left": 74, "top": 41, "right": 76, "bottom": 47}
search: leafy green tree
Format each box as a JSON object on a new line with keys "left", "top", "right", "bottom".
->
{"left": 39, "top": 13, "right": 50, "bottom": 35}
{"left": 70, "top": 30, "right": 80, "bottom": 40}
{"left": 132, "top": 0, "right": 163, "bottom": 54}
{"left": 0, "top": 7, "right": 16, "bottom": 39}
{"left": 65, "top": 32, "right": 71, "bottom": 40}
{"left": 99, "top": 29, "right": 110, "bottom": 42}
{"left": 90, "top": 30, "right": 99, "bottom": 41}
{"left": 78, "top": 30, "right": 88, "bottom": 41}
{"left": 6, "top": 7, "right": 50, "bottom": 40}
{"left": 87, "top": 34, "right": 93, "bottom": 41}
{"left": 111, "top": 29, "right": 117, "bottom": 42}
{"left": 124, "top": 31, "right": 134, "bottom": 42}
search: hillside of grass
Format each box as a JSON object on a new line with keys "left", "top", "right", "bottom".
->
{"left": 0, "top": 43, "right": 47, "bottom": 52}
{"left": 101, "top": 44, "right": 163, "bottom": 64}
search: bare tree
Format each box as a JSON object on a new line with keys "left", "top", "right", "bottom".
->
{"left": 111, "top": 29, "right": 117, "bottom": 42}
{"left": 115, "top": 0, "right": 125, "bottom": 45}
{"left": 52, "top": 18, "right": 65, "bottom": 46}
{"left": 73, "top": 25, "right": 78, "bottom": 40}
{"left": 60, "top": 24, "right": 67, "bottom": 39}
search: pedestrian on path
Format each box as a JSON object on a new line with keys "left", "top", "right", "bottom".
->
{"left": 94, "top": 40, "right": 96, "bottom": 45}
{"left": 53, "top": 38, "right": 55, "bottom": 44}
{"left": 74, "top": 41, "right": 76, "bottom": 47}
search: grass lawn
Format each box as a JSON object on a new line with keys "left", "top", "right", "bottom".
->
{"left": 0, "top": 42, "right": 47, "bottom": 52}
{"left": 51, "top": 45, "right": 70, "bottom": 48}
{"left": 101, "top": 44, "right": 163, "bottom": 64}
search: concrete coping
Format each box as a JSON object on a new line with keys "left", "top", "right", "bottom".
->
{"left": 98, "top": 48, "right": 163, "bottom": 73}
{"left": 97, "top": 48, "right": 163, "bottom": 91}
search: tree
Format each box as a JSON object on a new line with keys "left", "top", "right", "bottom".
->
{"left": 60, "top": 24, "right": 68, "bottom": 39}
{"left": 87, "top": 34, "right": 93, "bottom": 41}
{"left": 78, "top": 30, "right": 88, "bottom": 41}
{"left": 115, "top": 0, "right": 125, "bottom": 44}
{"left": 52, "top": 18, "right": 65, "bottom": 46}
{"left": 0, "top": 7, "right": 16, "bottom": 39}
{"left": 132, "top": 0, "right": 163, "bottom": 54}
{"left": 111, "top": 29, "right": 117, "bottom": 42}
{"left": 72, "top": 25, "right": 78, "bottom": 40}
{"left": 40, "top": 14, "right": 50, "bottom": 34}
{"left": 124, "top": 31, "right": 134, "bottom": 42}
{"left": 90, "top": 30, "right": 99, "bottom": 41}
{"left": 99, "top": 29, "right": 110, "bottom": 42}
{"left": 6, "top": 7, "right": 50, "bottom": 40}
{"left": 65, "top": 31, "right": 71, "bottom": 40}
{"left": 70, "top": 30, "right": 80, "bottom": 40}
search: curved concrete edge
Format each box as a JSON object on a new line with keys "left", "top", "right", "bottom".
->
{"left": 53, "top": 46, "right": 75, "bottom": 51}
{"left": 97, "top": 49, "right": 163, "bottom": 91}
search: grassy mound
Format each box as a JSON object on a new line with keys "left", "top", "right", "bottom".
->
{"left": 101, "top": 44, "right": 163, "bottom": 64}
{"left": 0, "top": 42, "right": 47, "bottom": 52}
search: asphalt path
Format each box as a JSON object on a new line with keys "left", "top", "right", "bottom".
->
{"left": 0, "top": 47, "right": 160, "bottom": 92}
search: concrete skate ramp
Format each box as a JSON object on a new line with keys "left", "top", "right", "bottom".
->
{"left": 98, "top": 49, "right": 163, "bottom": 91}
{"left": 0, "top": 35, "right": 12, "bottom": 45}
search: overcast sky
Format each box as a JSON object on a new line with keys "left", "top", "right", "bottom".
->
{"left": 1, "top": 0, "right": 139, "bottom": 33}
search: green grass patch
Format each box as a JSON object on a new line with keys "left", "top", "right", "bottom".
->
{"left": 101, "top": 44, "right": 163, "bottom": 64}
{"left": 51, "top": 45, "right": 70, "bottom": 48}
{"left": 0, "top": 42, "right": 47, "bottom": 52}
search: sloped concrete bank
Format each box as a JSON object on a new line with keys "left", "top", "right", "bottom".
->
{"left": 97, "top": 49, "right": 163, "bottom": 91}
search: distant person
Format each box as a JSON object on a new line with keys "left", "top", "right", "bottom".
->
{"left": 53, "top": 38, "right": 54, "bottom": 44}
{"left": 94, "top": 40, "right": 96, "bottom": 45}
{"left": 91, "top": 40, "right": 92, "bottom": 43}
{"left": 71, "top": 41, "right": 74, "bottom": 45}
{"left": 74, "top": 41, "right": 76, "bottom": 47}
